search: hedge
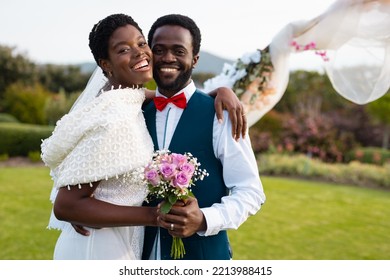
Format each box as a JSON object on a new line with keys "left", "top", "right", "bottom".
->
{"left": 345, "top": 147, "right": 390, "bottom": 166}
{"left": 0, "top": 123, "right": 54, "bottom": 157}
{"left": 0, "top": 113, "right": 20, "bottom": 123}
{"left": 258, "top": 153, "right": 390, "bottom": 190}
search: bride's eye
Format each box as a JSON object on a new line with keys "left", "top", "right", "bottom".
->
{"left": 119, "top": 47, "right": 130, "bottom": 54}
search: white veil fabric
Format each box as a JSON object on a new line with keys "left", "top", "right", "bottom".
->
{"left": 47, "top": 66, "right": 108, "bottom": 230}
{"left": 203, "top": 0, "right": 390, "bottom": 127}
{"left": 291, "top": 0, "right": 390, "bottom": 104}
{"left": 70, "top": 67, "right": 108, "bottom": 112}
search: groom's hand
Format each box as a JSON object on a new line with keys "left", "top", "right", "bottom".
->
{"left": 157, "top": 197, "right": 206, "bottom": 238}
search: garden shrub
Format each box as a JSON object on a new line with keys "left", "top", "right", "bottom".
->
{"left": 279, "top": 113, "right": 357, "bottom": 163}
{"left": 28, "top": 151, "right": 43, "bottom": 162}
{"left": 0, "top": 123, "right": 54, "bottom": 156}
{"left": 2, "top": 82, "right": 50, "bottom": 124}
{"left": 249, "top": 110, "right": 284, "bottom": 153}
{"left": 0, "top": 113, "right": 20, "bottom": 123}
{"left": 345, "top": 147, "right": 390, "bottom": 165}
{"left": 45, "top": 91, "right": 79, "bottom": 125}
{"left": 0, "top": 153, "right": 9, "bottom": 161}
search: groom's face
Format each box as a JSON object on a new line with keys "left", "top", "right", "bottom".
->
{"left": 150, "top": 25, "right": 199, "bottom": 97}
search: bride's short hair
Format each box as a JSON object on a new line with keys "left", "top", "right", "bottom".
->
{"left": 88, "top": 13, "right": 143, "bottom": 75}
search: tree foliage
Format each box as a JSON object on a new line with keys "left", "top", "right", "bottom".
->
{"left": 366, "top": 93, "right": 390, "bottom": 149}
{"left": 37, "top": 64, "right": 90, "bottom": 93}
{"left": 0, "top": 43, "right": 89, "bottom": 121}
{"left": 0, "top": 45, "right": 37, "bottom": 99}
{"left": 2, "top": 82, "right": 50, "bottom": 124}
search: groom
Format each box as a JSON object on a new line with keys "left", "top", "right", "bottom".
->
{"left": 142, "top": 14, "right": 265, "bottom": 260}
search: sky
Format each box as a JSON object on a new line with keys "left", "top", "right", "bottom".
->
{"left": 0, "top": 0, "right": 337, "bottom": 71}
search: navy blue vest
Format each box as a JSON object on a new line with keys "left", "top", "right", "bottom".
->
{"left": 142, "top": 90, "right": 231, "bottom": 260}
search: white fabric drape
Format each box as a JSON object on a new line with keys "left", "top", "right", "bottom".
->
{"left": 204, "top": 0, "right": 390, "bottom": 127}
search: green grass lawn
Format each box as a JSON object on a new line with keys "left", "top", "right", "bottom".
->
{"left": 229, "top": 177, "right": 390, "bottom": 260}
{"left": 0, "top": 166, "right": 60, "bottom": 259}
{"left": 1, "top": 167, "right": 389, "bottom": 260}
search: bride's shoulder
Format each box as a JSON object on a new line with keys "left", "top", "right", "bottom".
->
{"left": 98, "top": 87, "right": 146, "bottom": 103}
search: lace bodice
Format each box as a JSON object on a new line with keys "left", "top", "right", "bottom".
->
{"left": 93, "top": 175, "right": 148, "bottom": 206}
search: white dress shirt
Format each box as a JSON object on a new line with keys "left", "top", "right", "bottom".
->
{"left": 149, "top": 81, "right": 265, "bottom": 259}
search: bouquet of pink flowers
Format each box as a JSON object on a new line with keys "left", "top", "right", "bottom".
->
{"left": 143, "top": 149, "right": 208, "bottom": 259}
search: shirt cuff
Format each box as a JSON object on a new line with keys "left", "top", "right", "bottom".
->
{"left": 198, "top": 207, "right": 224, "bottom": 236}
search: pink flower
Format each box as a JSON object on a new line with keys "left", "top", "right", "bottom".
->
{"left": 160, "top": 153, "right": 173, "bottom": 164}
{"left": 159, "top": 163, "right": 177, "bottom": 180}
{"left": 172, "top": 171, "right": 191, "bottom": 189}
{"left": 304, "top": 42, "right": 316, "bottom": 50}
{"left": 144, "top": 168, "right": 160, "bottom": 186}
{"left": 180, "top": 162, "right": 195, "bottom": 176}
{"left": 314, "top": 50, "right": 329, "bottom": 61}
{"left": 171, "top": 153, "right": 188, "bottom": 166}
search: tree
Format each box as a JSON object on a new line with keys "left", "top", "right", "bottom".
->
{"left": 275, "top": 70, "right": 349, "bottom": 114}
{"left": 0, "top": 45, "right": 37, "bottom": 101}
{"left": 37, "top": 64, "right": 90, "bottom": 94}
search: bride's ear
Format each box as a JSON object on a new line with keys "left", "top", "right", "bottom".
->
{"left": 99, "top": 59, "right": 112, "bottom": 77}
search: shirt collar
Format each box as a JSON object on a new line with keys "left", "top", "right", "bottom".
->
{"left": 155, "top": 80, "right": 196, "bottom": 102}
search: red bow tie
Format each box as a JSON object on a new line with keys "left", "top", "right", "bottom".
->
{"left": 154, "top": 92, "right": 187, "bottom": 111}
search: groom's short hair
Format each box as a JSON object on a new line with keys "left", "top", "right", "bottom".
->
{"left": 147, "top": 14, "right": 201, "bottom": 56}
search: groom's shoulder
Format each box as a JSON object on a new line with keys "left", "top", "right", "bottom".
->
{"left": 193, "top": 88, "right": 214, "bottom": 103}
{"left": 142, "top": 101, "right": 155, "bottom": 116}
{"left": 195, "top": 88, "right": 208, "bottom": 96}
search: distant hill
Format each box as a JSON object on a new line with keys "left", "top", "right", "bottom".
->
{"left": 194, "top": 51, "right": 234, "bottom": 75}
{"left": 77, "top": 50, "right": 234, "bottom": 76}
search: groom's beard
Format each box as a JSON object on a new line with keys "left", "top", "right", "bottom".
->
{"left": 153, "top": 66, "right": 193, "bottom": 94}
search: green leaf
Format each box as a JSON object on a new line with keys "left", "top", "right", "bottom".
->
{"left": 187, "top": 190, "right": 195, "bottom": 197}
{"left": 161, "top": 201, "right": 172, "bottom": 214}
{"left": 168, "top": 194, "right": 178, "bottom": 205}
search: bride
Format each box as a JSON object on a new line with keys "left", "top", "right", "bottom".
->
{"left": 41, "top": 13, "right": 244, "bottom": 260}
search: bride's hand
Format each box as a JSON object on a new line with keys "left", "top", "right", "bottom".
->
{"left": 71, "top": 223, "right": 90, "bottom": 236}
{"left": 210, "top": 87, "right": 247, "bottom": 141}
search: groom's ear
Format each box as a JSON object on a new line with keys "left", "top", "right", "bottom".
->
{"left": 192, "top": 54, "right": 199, "bottom": 69}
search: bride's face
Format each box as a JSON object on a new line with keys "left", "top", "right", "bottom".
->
{"left": 104, "top": 24, "right": 153, "bottom": 88}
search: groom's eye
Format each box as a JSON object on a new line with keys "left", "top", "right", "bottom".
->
{"left": 174, "top": 48, "right": 186, "bottom": 56}
{"left": 152, "top": 47, "right": 164, "bottom": 55}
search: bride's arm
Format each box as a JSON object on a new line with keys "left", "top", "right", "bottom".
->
{"left": 209, "top": 87, "right": 247, "bottom": 141}
{"left": 144, "top": 89, "right": 155, "bottom": 105}
{"left": 144, "top": 88, "right": 247, "bottom": 140}
{"left": 53, "top": 183, "right": 157, "bottom": 228}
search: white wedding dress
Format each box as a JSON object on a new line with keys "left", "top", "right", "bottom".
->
{"left": 41, "top": 87, "right": 154, "bottom": 260}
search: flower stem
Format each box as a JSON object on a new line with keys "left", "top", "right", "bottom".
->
{"left": 171, "top": 237, "right": 185, "bottom": 259}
